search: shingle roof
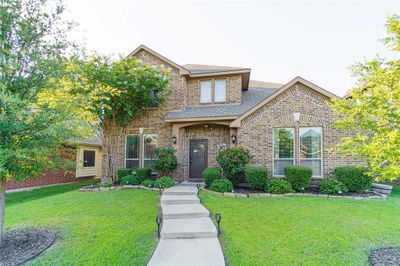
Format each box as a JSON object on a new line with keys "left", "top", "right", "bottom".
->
{"left": 71, "top": 135, "right": 102, "bottom": 146}
{"left": 165, "top": 84, "right": 280, "bottom": 121}
{"left": 182, "top": 64, "right": 250, "bottom": 75}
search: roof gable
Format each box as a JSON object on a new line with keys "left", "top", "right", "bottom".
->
{"left": 230, "top": 76, "right": 339, "bottom": 127}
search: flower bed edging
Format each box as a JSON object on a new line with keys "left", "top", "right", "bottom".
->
{"left": 79, "top": 185, "right": 161, "bottom": 192}
{"left": 201, "top": 188, "right": 386, "bottom": 200}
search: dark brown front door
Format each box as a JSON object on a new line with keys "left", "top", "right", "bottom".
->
{"left": 189, "top": 139, "right": 208, "bottom": 179}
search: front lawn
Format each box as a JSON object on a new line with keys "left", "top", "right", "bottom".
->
{"left": 200, "top": 189, "right": 400, "bottom": 265}
{"left": 5, "top": 182, "right": 159, "bottom": 265}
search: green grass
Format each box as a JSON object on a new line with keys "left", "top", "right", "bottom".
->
{"left": 200, "top": 189, "right": 400, "bottom": 266}
{"left": 5, "top": 181, "right": 159, "bottom": 266}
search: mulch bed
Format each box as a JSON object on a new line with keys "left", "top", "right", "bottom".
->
{"left": 0, "top": 228, "right": 56, "bottom": 266}
{"left": 369, "top": 248, "right": 400, "bottom": 266}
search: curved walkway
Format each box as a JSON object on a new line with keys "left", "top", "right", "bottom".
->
{"left": 148, "top": 182, "right": 225, "bottom": 266}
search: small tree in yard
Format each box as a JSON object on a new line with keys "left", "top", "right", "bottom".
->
{"left": 153, "top": 147, "right": 178, "bottom": 177}
{"left": 216, "top": 147, "right": 252, "bottom": 186}
{"left": 330, "top": 15, "right": 400, "bottom": 182}
{"left": 0, "top": 0, "right": 90, "bottom": 246}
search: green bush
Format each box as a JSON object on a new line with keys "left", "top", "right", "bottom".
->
{"left": 319, "top": 178, "right": 348, "bottom": 195}
{"left": 216, "top": 147, "right": 252, "bottom": 186}
{"left": 153, "top": 147, "right": 178, "bottom": 175}
{"left": 284, "top": 165, "right": 313, "bottom": 191}
{"left": 203, "top": 167, "right": 222, "bottom": 188}
{"left": 141, "top": 179, "right": 155, "bottom": 188}
{"left": 154, "top": 176, "right": 175, "bottom": 189}
{"left": 209, "top": 179, "right": 234, "bottom": 193}
{"left": 136, "top": 168, "right": 152, "bottom": 183}
{"left": 245, "top": 166, "right": 268, "bottom": 191}
{"left": 120, "top": 175, "right": 139, "bottom": 186}
{"left": 266, "top": 179, "right": 293, "bottom": 194}
{"left": 334, "top": 166, "right": 373, "bottom": 192}
{"left": 117, "top": 168, "right": 132, "bottom": 181}
{"left": 100, "top": 181, "right": 113, "bottom": 187}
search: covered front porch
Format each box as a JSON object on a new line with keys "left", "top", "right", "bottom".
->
{"left": 171, "top": 121, "right": 237, "bottom": 181}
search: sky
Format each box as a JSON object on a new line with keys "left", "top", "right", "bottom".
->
{"left": 65, "top": 0, "right": 399, "bottom": 96}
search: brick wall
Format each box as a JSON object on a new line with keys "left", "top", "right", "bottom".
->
{"left": 239, "top": 83, "right": 364, "bottom": 178}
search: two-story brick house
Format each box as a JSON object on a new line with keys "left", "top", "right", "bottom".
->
{"left": 105, "top": 44, "right": 361, "bottom": 182}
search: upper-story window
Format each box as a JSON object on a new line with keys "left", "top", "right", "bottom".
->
{"left": 200, "top": 79, "right": 226, "bottom": 103}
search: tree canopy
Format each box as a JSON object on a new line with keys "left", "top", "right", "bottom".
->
{"left": 330, "top": 15, "right": 400, "bottom": 181}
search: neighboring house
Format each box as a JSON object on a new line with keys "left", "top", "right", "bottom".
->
{"left": 6, "top": 138, "right": 102, "bottom": 191}
{"left": 103, "top": 44, "right": 362, "bottom": 181}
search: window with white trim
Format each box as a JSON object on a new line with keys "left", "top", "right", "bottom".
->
{"left": 273, "top": 128, "right": 295, "bottom": 176}
{"left": 143, "top": 134, "right": 158, "bottom": 169}
{"left": 200, "top": 80, "right": 212, "bottom": 103}
{"left": 299, "top": 127, "right": 322, "bottom": 177}
{"left": 125, "top": 135, "right": 140, "bottom": 170}
{"left": 214, "top": 79, "right": 226, "bottom": 102}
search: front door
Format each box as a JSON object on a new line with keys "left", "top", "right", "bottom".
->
{"left": 189, "top": 139, "right": 208, "bottom": 179}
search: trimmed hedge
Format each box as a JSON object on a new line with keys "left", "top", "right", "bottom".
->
{"left": 266, "top": 179, "right": 293, "bottom": 194}
{"left": 216, "top": 147, "right": 252, "bottom": 186}
{"left": 284, "top": 165, "right": 312, "bottom": 191}
{"left": 203, "top": 167, "right": 222, "bottom": 188}
{"left": 335, "top": 166, "right": 373, "bottom": 192}
{"left": 136, "top": 168, "right": 152, "bottom": 183}
{"left": 154, "top": 176, "right": 175, "bottom": 189}
{"left": 209, "top": 179, "right": 234, "bottom": 193}
{"left": 245, "top": 166, "right": 268, "bottom": 191}
{"left": 141, "top": 179, "right": 155, "bottom": 188}
{"left": 319, "top": 178, "right": 348, "bottom": 195}
{"left": 117, "top": 168, "right": 132, "bottom": 180}
{"left": 120, "top": 175, "right": 139, "bottom": 185}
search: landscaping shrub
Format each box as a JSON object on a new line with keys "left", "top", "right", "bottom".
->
{"left": 154, "top": 176, "right": 175, "bottom": 189}
{"left": 153, "top": 147, "right": 178, "bottom": 176}
{"left": 245, "top": 166, "right": 268, "bottom": 191}
{"left": 209, "top": 179, "right": 234, "bottom": 193}
{"left": 203, "top": 167, "right": 222, "bottom": 188}
{"left": 136, "top": 168, "right": 152, "bottom": 183}
{"left": 284, "top": 165, "right": 312, "bottom": 191}
{"left": 117, "top": 168, "right": 132, "bottom": 181}
{"left": 319, "top": 178, "right": 348, "bottom": 195}
{"left": 216, "top": 147, "right": 252, "bottom": 186}
{"left": 335, "top": 166, "right": 373, "bottom": 192}
{"left": 100, "top": 181, "right": 113, "bottom": 187}
{"left": 266, "top": 179, "right": 293, "bottom": 194}
{"left": 120, "top": 175, "right": 139, "bottom": 186}
{"left": 141, "top": 179, "right": 155, "bottom": 188}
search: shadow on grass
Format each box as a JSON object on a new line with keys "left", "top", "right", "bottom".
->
{"left": 6, "top": 180, "right": 99, "bottom": 206}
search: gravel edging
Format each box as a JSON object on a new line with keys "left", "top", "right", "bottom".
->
{"left": 202, "top": 188, "right": 386, "bottom": 200}
{"left": 0, "top": 228, "right": 56, "bottom": 266}
{"left": 369, "top": 248, "right": 400, "bottom": 265}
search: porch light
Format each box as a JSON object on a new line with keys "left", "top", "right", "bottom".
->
{"left": 215, "top": 213, "right": 221, "bottom": 236}
{"left": 172, "top": 135, "right": 177, "bottom": 145}
{"left": 231, "top": 134, "right": 236, "bottom": 144}
{"left": 156, "top": 216, "right": 162, "bottom": 238}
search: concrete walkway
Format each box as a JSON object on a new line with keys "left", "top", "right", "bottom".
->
{"left": 148, "top": 182, "right": 225, "bottom": 266}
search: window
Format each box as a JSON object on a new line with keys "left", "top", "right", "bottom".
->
{"left": 126, "top": 135, "right": 140, "bottom": 170}
{"left": 83, "top": 150, "right": 95, "bottom": 167}
{"left": 273, "top": 128, "right": 294, "bottom": 176}
{"left": 299, "top": 127, "right": 322, "bottom": 177}
{"left": 145, "top": 91, "right": 160, "bottom": 108}
{"left": 200, "top": 80, "right": 212, "bottom": 103}
{"left": 214, "top": 79, "right": 226, "bottom": 102}
{"left": 143, "top": 134, "right": 158, "bottom": 169}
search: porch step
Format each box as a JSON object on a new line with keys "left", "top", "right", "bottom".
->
{"left": 161, "top": 217, "right": 217, "bottom": 239}
{"left": 161, "top": 195, "right": 200, "bottom": 205}
{"left": 163, "top": 185, "right": 198, "bottom": 196}
{"left": 162, "top": 203, "right": 209, "bottom": 219}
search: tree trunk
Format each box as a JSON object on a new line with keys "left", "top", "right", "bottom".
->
{"left": 0, "top": 178, "right": 6, "bottom": 247}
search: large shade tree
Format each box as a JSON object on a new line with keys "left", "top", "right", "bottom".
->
{"left": 331, "top": 15, "right": 400, "bottom": 182}
{"left": 0, "top": 0, "right": 91, "bottom": 245}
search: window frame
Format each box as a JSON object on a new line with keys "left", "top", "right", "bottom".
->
{"left": 142, "top": 134, "right": 159, "bottom": 169}
{"left": 214, "top": 79, "right": 227, "bottom": 103}
{"left": 272, "top": 127, "right": 295, "bottom": 177}
{"left": 199, "top": 78, "right": 227, "bottom": 104}
{"left": 299, "top": 127, "right": 323, "bottom": 178}
{"left": 82, "top": 149, "right": 96, "bottom": 168}
{"left": 125, "top": 134, "right": 140, "bottom": 170}
{"left": 200, "top": 79, "right": 212, "bottom": 103}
